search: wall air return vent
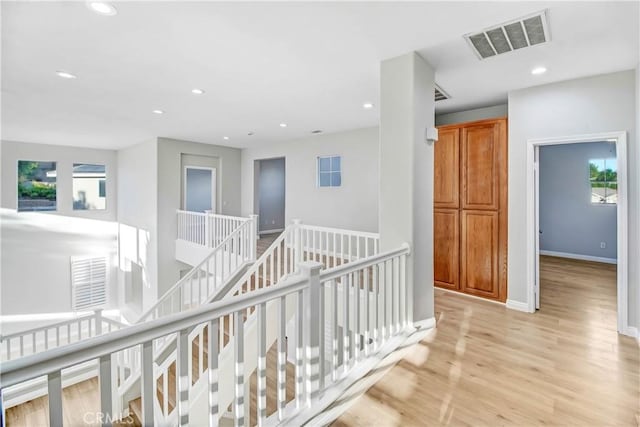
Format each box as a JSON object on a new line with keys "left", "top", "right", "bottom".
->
{"left": 464, "top": 10, "right": 550, "bottom": 60}
{"left": 435, "top": 84, "right": 450, "bottom": 102}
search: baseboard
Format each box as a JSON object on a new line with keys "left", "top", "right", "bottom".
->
{"left": 623, "top": 326, "right": 638, "bottom": 340}
{"left": 413, "top": 317, "right": 436, "bottom": 330}
{"left": 259, "top": 228, "right": 284, "bottom": 235}
{"left": 506, "top": 299, "right": 532, "bottom": 313}
{"left": 539, "top": 250, "right": 617, "bottom": 265}
{"left": 435, "top": 287, "right": 505, "bottom": 306}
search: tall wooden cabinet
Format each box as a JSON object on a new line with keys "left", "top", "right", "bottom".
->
{"left": 434, "top": 118, "right": 508, "bottom": 302}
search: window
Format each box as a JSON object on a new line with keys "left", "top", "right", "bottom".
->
{"left": 589, "top": 158, "right": 617, "bottom": 204}
{"left": 73, "top": 163, "right": 106, "bottom": 210}
{"left": 71, "top": 256, "right": 107, "bottom": 310}
{"left": 318, "top": 155, "right": 341, "bottom": 187}
{"left": 17, "top": 161, "right": 57, "bottom": 212}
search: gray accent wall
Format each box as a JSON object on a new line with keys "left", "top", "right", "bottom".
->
{"left": 539, "top": 142, "right": 617, "bottom": 260}
{"left": 508, "top": 70, "right": 637, "bottom": 328}
{"left": 257, "top": 158, "right": 285, "bottom": 232}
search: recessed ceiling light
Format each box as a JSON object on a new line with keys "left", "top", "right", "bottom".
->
{"left": 152, "top": 110, "right": 164, "bottom": 115}
{"left": 191, "top": 88, "right": 205, "bottom": 95}
{"left": 279, "top": 123, "right": 287, "bottom": 128}
{"left": 531, "top": 66, "right": 547, "bottom": 75}
{"left": 87, "top": 1, "right": 117, "bottom": 16}
{"left": 223, "top": 136, "right": 229, "bottom": 140}
{"left": 362, "top": 102, "right": 374, "bottom": 109}
{"left": 56, "top": 71, "right": 77, "bottom": 79}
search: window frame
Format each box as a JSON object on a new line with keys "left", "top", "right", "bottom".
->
{"left": 317, "top": 155, "right": 342, "bottom": 188}
{"left": 588, "top": 157, "right": 617, "bottom": 206}
{"left": 16, "top": 159, "right": 58, "bottom": 213}
{"left": 72, "top": 162, "right": 107, "bottom": 211}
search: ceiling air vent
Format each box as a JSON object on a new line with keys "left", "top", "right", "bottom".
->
{"left": 464, "top": 10, "right": 550, "bottom": 60}
{"left": 435, "top": 84, "right": 450, "bottom": 102}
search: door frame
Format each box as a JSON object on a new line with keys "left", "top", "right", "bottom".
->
{"left": 183, "top": 165, "right": 217, "bottom": 213}
{"left": 526, "top": 131, "right": 629, "bottom": 335}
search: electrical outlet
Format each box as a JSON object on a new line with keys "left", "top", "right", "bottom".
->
{"left": 600, "top": 242, "right": 606, "bottom": 249}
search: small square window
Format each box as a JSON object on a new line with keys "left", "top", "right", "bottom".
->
{"left": 17, "top": 161, "right": 57, "bottom": 212}
{"left": 74, "top": 164, "right": 106, "bottom": 210}
{"left": 589, "top": 158, "right": 617, "bottom": 205}
{"left": 317, "top": 156, "right": 341, "bottom": 188}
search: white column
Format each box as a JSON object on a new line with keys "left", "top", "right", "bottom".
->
{"left": 379, "top": 52, "right": 435, "bottom": 323}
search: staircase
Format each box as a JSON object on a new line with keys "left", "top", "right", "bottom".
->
{"left": 1, "top": 218, "right": 419, "bottom": 427}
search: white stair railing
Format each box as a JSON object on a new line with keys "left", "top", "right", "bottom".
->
{"left": 177, "top": 210, "right": 251, "bottom": 248}
{"left": 0, "top": 309, "right": 126, "bottom": 362}
{"left": 0, "top": 243, "right": 411, "bottom": 427}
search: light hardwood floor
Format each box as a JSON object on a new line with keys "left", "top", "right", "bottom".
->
{"left": 333, "top": 256, "right": 639, "bottom": 426}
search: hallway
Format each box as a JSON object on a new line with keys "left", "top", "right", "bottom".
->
{"left": 333, "top": 256, "right": 639, "bottom": 426}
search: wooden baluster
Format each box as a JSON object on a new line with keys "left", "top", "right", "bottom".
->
{"left": 295, "top": 289, "right": 304, "bottom": 408}
{"left": 19, "top": 336, "right": 24, "bottom": 358}
{"left": 177, "top": 329, "right": 189, "bottom": 426}
{"left": 233, "top": 311, "right": 245, "bottom": 427}
{"left": 141, "top": 341, "right": 154, "bottom": 426}
{"left": 343, "top": 274, "right": 350, "bottom": 372}
{"left": 277, "top": 296, "right": 287, "bottom": 420}
{"left": 364, "top": 265, "right": 371, "bottom": 356}
{"left": 209, "top": 318, "right": 220, "bottom": 427}
{"left": 354, "top": 272, "right": 360, "bottom": 361}
{"left": 257, "top": 302, "right": 267, "bottom": 425}
{"left": 332, "top": 279, "right": 339, "bottom": 381}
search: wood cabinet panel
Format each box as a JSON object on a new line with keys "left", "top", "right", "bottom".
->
{"left": 434, "top": 209, "right": 459, "bottom": 290}
{"left": 461, "top": 210, "right": 499, "bottom": 299}
{"left": 434, "top": 128, "right": 460, "bottom": 209}
{"left": 461, "top": 123, "right": 499, "bottom": 210}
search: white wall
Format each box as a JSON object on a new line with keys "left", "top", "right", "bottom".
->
{"left": 241, "top": 127, "right": 379, "bottom": 233}
{"left": 636, "top": 63, "right": 640, "bottom": 333}
{"left": 508, "top": 70, "right": 638, "bottom": 327}
{"left": 117, "top": 140, "right": 158, "bottom": 314}
{"left": 0, "top": 141, "right": 118, "bottom": 317}
{"left": 157, "top": 138, "right": 242, "bottom": 296}
{"left": 435, "top": 104, "right": 507, "bottom": 127}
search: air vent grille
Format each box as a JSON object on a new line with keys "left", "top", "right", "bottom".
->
{"left": 465, "top": 10, "right": 550, "bottom": 60}
{"left": 435, "top": 85, "right": 449, "bottom": 102}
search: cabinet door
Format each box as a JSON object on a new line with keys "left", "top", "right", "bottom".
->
{"left": 434, "top": 209, "right": 459, "bottom": 290}
{"left": 461, "top": 210, "right": 499, "bottom": 299}
{"left": 461, "top": 123, "right": 500, "bottom": 210}
{"left": 434, "top": 128, "right": 460, "bottom": 209}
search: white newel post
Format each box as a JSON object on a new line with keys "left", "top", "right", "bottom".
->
{"left": 94, "top": 308, "right": 103, "bottom": 335}
{"left": 205, "top": 210, "right": 213, "bottom": 247}
{"left": 300, "top": 261, "right": 324, "bottom": 405}
{"left": 250, "top": 214, "right": 259, "bottom": 260}
{"left": 293, "top": 219, "right": 302, "bottom": 270}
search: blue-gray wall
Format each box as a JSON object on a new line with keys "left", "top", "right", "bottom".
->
{"left": 539, "top": 141, "right": 617, "bottom": 260}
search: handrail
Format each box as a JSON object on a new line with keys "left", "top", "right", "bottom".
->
{"left": 299, "top": 224, "right": 380, "bottom": 240}
{"left": 0, "top": 245, "right": 407, "bottom": 388}
{"left": 175, "top": 210, "right": 250, "bottom": 223}
{"left": 138, "top": 216, "right": 256, "bottom": 323}
{"left": 0, "top": 311, "right": 99, "bottom": 341}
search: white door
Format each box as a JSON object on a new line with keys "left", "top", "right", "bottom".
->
{"left": 184, "top": 166, "right": 216, "bottom": 213}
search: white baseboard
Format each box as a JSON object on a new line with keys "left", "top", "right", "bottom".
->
{"left": 622, "top": 326, "right": 638, "bottom": 340}
{"left": 435, "top": 287, "right": 505, "bottom": 306}
{"left": 413, "top": 317, "right": 436, "bottom": 330}
{"left": 506, "top": 299, "right": 532, "bottom": 313}
{"left": 259, "top": 228, "right": 284, "bottom": 235}
{"left": 539, "top": 250, "right": 617, "bottom": 265}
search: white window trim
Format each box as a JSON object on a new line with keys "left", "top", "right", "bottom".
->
{"left": 317, "top": 155, "right": 342, "bottom": 188}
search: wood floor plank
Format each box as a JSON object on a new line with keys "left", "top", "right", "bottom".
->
{"left": 333, "top": 256, "right": 640, "bottom": 426}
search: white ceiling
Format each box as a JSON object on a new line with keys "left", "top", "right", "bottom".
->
{"left": 2, "top": 1, "right": 638, "bottom": 150}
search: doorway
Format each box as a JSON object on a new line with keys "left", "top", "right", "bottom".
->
{"left": 183, "top": 166, "right": 216, "bottom": 213}
{"left": 254, "top": 157, "right": 285, "bottom": 234}
{"left": 527, "top": 131, "right": 629, "bottom": 334}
